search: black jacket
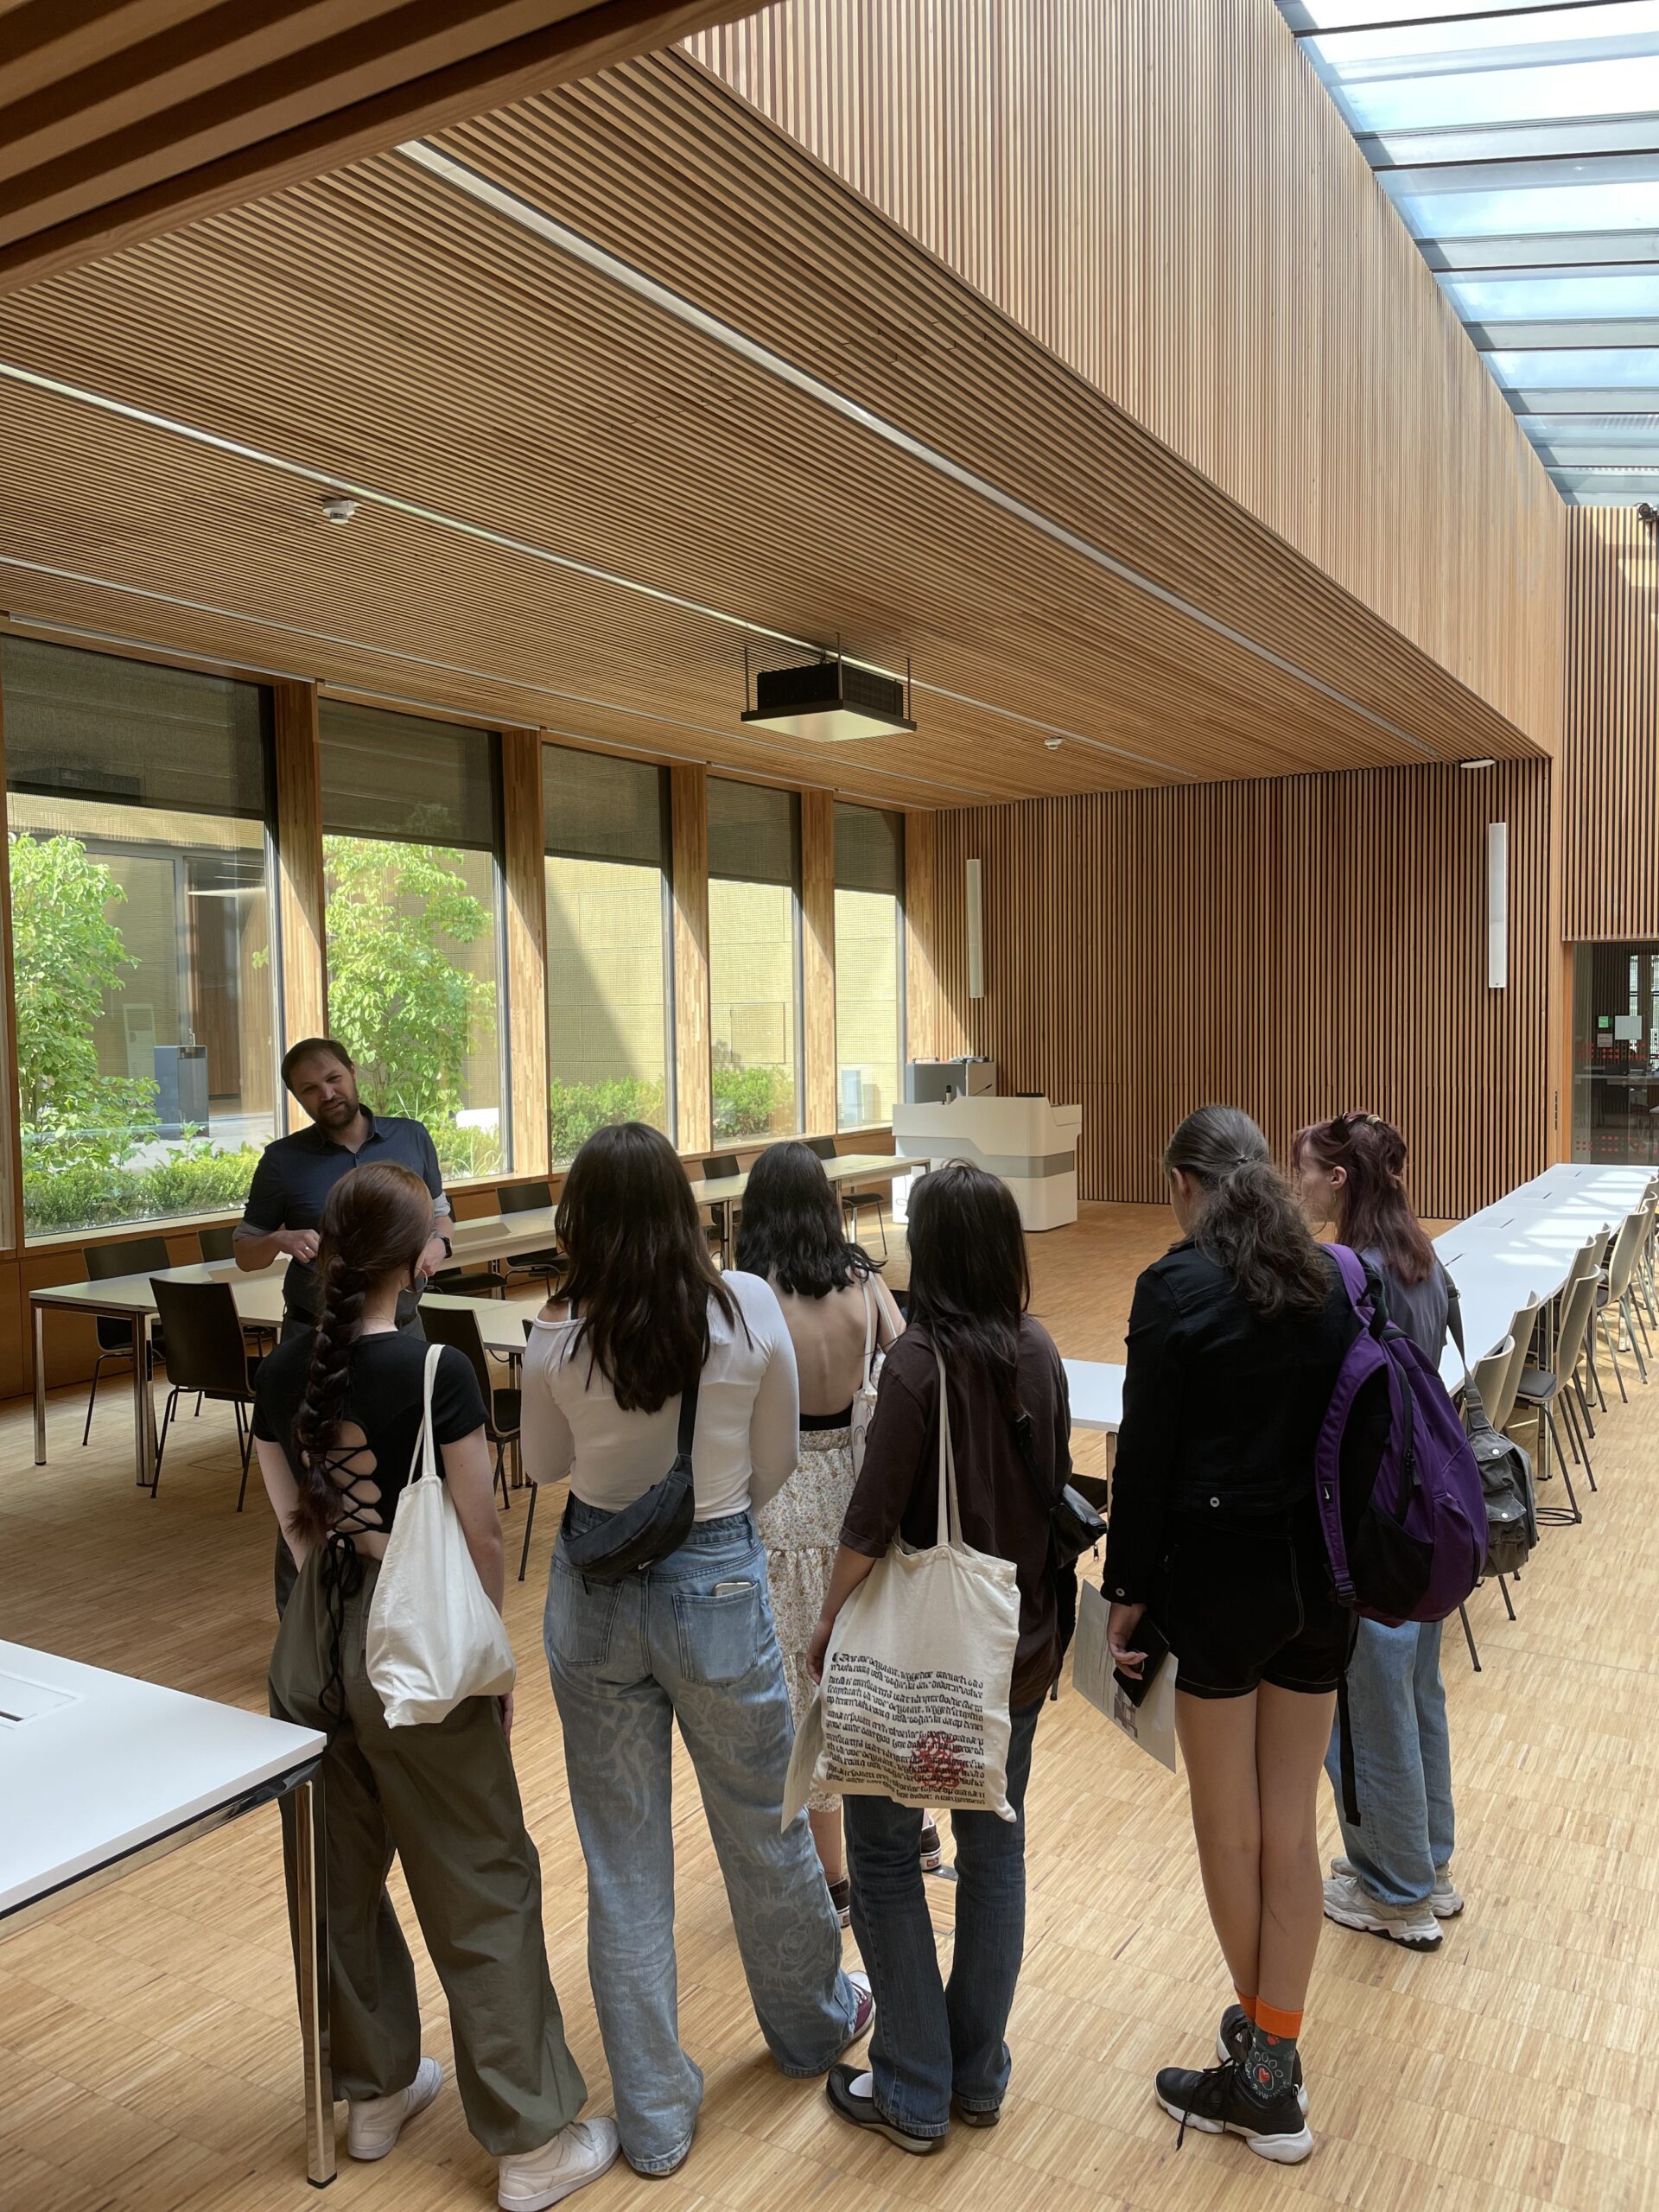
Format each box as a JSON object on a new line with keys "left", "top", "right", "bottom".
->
{"left": 1103, "top": 1241, "right": 1356, "bottom": 1604}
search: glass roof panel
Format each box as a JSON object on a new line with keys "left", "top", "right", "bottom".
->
{"left": 1276, "top": 0, "right": 1659, "bottom": 496}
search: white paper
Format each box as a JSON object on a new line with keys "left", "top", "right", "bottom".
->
{"left": 1071, "top": 1583, "right": 1179, "bottom": 1773}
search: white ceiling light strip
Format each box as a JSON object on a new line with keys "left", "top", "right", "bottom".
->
{"left": 0, "top": 563, "right": 995, "bottom": 801}
{"left": 400, "top": 137, "right": 1440, "bottom": 761}
{"left": 0, "top": 356, "right": 1176, "bottom": 774}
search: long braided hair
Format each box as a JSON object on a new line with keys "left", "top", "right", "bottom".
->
{"left": 289, "top": 1162, "right": 435, "bottom": 1544}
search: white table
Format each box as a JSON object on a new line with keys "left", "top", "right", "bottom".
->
{"left": 0, "top": 1642, "right": 334, "bottom": 2187}
{"left": 1063, "top": 1358, "right": 1124, "bottom": 1433}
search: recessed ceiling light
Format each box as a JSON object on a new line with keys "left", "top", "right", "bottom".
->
{"left": 1459, "top": 757, "right": 1496, "bottom": 772}
{"left": 1045, "top": 737, "right": 1063, "bottom": 751}
{"left": 320, "top": 494, "right": 358, "bottom": 524}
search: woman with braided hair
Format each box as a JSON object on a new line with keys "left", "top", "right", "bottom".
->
{"left": 252, "top": 1162, "right": 618, "bottom": 2209}
{"left": 1105, "top": 1105, "right": 1356, "bottom": 2165}
{"left": 1293, "top": 1111, "right": 1463, "bottom": 1955}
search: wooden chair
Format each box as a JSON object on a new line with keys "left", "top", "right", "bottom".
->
{"left": 148, "top": 1277, "right": 263, "bottom": 1508}
{"left": 81, "top": 1235, "right": 171, "bottom": 1447}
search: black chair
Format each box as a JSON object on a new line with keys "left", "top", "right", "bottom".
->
{"left": 81, "top": 1235, "right": 172, "bottom": 1446}
{"left": 806, "top": 1136, "right": 836, "bottom": 1161}
{"left": 418, "top": 1303, "right": 521, "bottom": 1509}
{"left": 841, "top": 1169, "right": 890, "bottom": 1260}
{"left": 497, "top": 1179, "right": 563, "bottom": 1294}
{"left": 198, "top": 1222, "right": 277, "bottom": 1355}
{"left": 148, "top": 1277, "right": 263, "bottom": 1507}
{"left": 431, "top": 1217, "right": 506, "bottom": 1301}
{"left": 702, "top": 1154, "right": 743, "bottom": 1254}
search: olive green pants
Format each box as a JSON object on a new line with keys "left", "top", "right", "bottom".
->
{"left": 270, "top": 1550, "right": 587, "bottom": 2156}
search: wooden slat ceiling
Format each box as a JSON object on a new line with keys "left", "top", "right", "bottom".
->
{"left": 0, "top": 0, "right": 760, "bottom": 296}
{"left": 0, "top": 50, "right": 1543, "bottom": 808}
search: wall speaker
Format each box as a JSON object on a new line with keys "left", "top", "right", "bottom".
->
{"left": 1487, "top": 821, "right": 1508, "bottom": 990}
{"left": 966, "top": 857, "right": 984, "bottom": 1001}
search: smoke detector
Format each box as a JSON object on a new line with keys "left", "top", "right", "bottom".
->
{"left": 320, "top": 494, "right": 359, "bottom": 524}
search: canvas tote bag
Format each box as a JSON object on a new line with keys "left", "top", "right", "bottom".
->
{"left": 366, "top": 1343, "right": 517, "bottom": 1727}
{"left": 793, "top": 1346, "right": 1021, "bottom": 1821}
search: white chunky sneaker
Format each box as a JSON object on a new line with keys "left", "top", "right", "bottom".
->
{"left": 1323, "top": 1871, "right": 1440, "bottom": 1951}
{"left": 346, "top": 2055, "right": 442, "bottom": 2160}
{"left": 1431, "top": 1866, "right": 1465, "bottom": 1918}
{"left": 499, "top": 2117, "right": 621, "bottom": 2210}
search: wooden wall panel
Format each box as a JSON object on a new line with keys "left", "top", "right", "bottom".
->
{"left": 500, "top": 728, "right": 550, "bottom": 1175}
{"left": 1564, "top": 511, "right": 1659, "bottom": 942}
{"left": 270, "top": 680, "right": 327, "bottom": 1071}
{"left": 688, "top": 1, "right": 1564, "bottom": 753}
{"left": 800, "top": 787, "right": 836, "bottom": 1135}
{"left": 932, "top": 760, "right": 1554, "bottom": 1221}
{"left": 670, "top": 762, "right": 712, "bottom": 1151}
{"left": 0, "top": 0, "right": 760, "bottom": 296}
{"left": 904, "top": 808, "right": 940, "bottom": 1065}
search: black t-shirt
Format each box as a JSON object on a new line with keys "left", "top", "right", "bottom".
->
{"left": 252, "top": 1331, "right": 486, "bottom": 1535}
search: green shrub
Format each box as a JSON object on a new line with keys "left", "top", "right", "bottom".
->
{"left": 22, "top": 1142, "right": 263, "bottom": 1236}
{"left": 434, "top": 1120, "right": 504, "bottom": 1181}
{"left": 549, "top": 1077, "right": 667, "bottom": 1164}
{"left": 712, "top": 1065, "right": 791, "bottom": 1140}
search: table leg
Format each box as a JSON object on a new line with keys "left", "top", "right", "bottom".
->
{"left": 131, "top": 1313, "right": 155, "bottom": 1490}
{"left": 32, "top": 1301, "right": 47, "bottom": 1465}
{"left": 291, "top": 1773, "right": 336, "bottom": 2189}
{"left": 720, "top": 1198, "right": 734, "bottom": 1268}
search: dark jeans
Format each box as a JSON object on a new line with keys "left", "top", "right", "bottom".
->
{"left": 272, "top": 1304, "right": 424, "bottom": 1617}
{"left": 843, "top": 1699, "right": 1042, "bottom": 2137}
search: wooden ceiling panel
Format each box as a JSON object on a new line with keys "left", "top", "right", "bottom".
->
{"left": 0, "top": 0, "right": 758, "bottom": 292}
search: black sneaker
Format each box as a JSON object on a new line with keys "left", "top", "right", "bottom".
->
{"left": 1215, "top": 2005, "right": 1307, "bottom": 2114}
{"left": 825, "top": 2065, "right": 938, "bottom": 2154}
{"left": 1154, "top": 2057, "right": 1313, "bottom": 2164}
{"left": 918, "top": 1820, "right": 943, "bottom": 1873}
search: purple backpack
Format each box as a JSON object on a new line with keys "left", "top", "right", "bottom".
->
{"left": 1315, "top": 1247, "right": 1486, "bottom": 1627}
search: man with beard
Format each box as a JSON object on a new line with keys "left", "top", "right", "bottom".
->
{"left": 235, "top": 1035, "right": 454, "bottom": 1606}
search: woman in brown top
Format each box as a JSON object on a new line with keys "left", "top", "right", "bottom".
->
{"left": 808, "top": 1161, "right": 1071, "bottom": 2153}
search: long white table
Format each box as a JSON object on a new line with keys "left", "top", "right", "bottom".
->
{"left": 1433, "top": 1162, "right": 1654, "bottom": 1391}
{"left": 1063, "top": 1358, "right": 1123, "bottom": 1433}
{"left": 0, "top": 1642, "right": 334, "bottom": 2186}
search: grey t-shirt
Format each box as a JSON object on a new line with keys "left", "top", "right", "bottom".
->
{"left": 1363, "top": 1243, "right": 1450, "bottom": 1365}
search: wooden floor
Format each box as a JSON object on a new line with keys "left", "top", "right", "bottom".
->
{"left": 5, "top": 1202, "right": 1659, "bottom": 2212}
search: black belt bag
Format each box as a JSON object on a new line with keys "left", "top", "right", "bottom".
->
{"left": 560, "top": 1373, "right": 700, "bottom": 1583}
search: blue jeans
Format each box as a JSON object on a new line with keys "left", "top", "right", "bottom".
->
{"left": 843, "top": 1699, "right": 1042, "bottom": 2138}
{"left": 543, "top": 1503, "right": 860, "bottom": 2174}
{"left": 1325, "top": 1618, "right": 1455, "bottom": 1909}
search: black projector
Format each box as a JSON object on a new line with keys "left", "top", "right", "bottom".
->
{"left": 741, "top": 658, "right": 916, "bottom": 743}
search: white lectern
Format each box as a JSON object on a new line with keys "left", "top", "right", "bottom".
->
{"left": 892, "top": 1095, "right": 1083, "bottom": 1230}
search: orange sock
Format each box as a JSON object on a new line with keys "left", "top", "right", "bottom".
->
{"left": 1255, "top": 2000, "right": 1303, "bottom": 2043}
{"left": 1233, "top": 1990, "right": 1259, "bottom": 2025}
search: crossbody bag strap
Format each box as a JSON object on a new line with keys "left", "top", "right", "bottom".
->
{"left": 933, "top": 1346, "right": 963, "bottom": 1549}
{"left": 860, "top": 1274, "right": 876, "bottom": 1395}
{"left": 676, "top": 1368, "right": 701, "bottom": 1460}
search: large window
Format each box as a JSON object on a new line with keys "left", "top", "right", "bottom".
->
{"left": 708, "top": 779, "right": 801, "bottom": 1140}
{"left": 3, "top": 638, "right": 276, "bottom": 1237}
{"left": 320, "top": 702, "right": 505, "bottom": 1179}
{"left": 834, "top": 804, "right": 904, "bottom": 1131}
{"left": 543, "top": 745, "right": 673, "bottom": 1163}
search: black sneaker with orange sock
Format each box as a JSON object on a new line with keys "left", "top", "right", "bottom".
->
{"left": 1240, "top": 2002, "right": 1303, "bottom": 2112}
{"left": 1217, "top": 2005, "right": 1306, "bottom": 2112}
{"left": 1153, "top": 2056, "right": 1313, "bottom": 2164}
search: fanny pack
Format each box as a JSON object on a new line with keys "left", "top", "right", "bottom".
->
{"left": 560, "top": 1372, "right": 700, "bottom": 1583}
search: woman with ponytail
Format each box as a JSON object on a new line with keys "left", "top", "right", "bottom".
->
{"left": 1104, "top": 1106, "right": 1355, "bottom": 2167}
{"left": 252, "top": 1163, "right": 618, "bottom": 2208}
{"left": 1293, "top": 1112, "right": 1462, "bottom": 1955}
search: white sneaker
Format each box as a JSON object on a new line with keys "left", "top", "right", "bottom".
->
{"left": 499, "top": 2117, "right": 620, "bottom": 2210}
{"left": 1323, "top": 1871, "right": 1440, "bottom": 1951}
{"left": 1431, "top": 1866, "right": 1465, "bottom": 1918}
{"left": 346, "top": 2055, "right": 442, "bottom": 2160}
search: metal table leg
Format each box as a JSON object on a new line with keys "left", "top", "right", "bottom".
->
{"left": 291, "top": 1774, "right": 335, "bottom": 2188}
{"left": 32, "top": 1301, "right": 46, "bottom": 1465}
{"left": 131, "top": 1313, "right": 156, "bottom": 1489}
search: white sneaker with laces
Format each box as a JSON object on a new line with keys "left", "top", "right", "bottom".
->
{"left": 498, "top": 2117, "right": 620, "bottom": 2210}
{"left": 1431, "top": 1866, "right": 1465, "bottom": 1918}
{"left": 1323, "top": 1870, "right": 1440, "bottom": 1950}
{"left": 346, "top": 2055, "right": 443, "bottom": 2160}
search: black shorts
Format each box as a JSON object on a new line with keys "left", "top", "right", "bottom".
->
{"left": 1162, "top": 1512, "right": 1353, "bottom": 1700}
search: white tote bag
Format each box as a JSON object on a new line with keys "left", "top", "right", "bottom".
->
{"left": 366, "top": 1343, "right": 517, "bottom": 1728}
{"left": 802, "top": 1347, "right": 1021, "bottom": 1821}
{"left": 849, "top": 1274, "right": 882, "bottom": 1475}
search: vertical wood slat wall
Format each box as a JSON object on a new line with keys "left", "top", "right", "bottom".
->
{"left": 924, "top": 760, "right": 1554, "bottom": 1221}
{"left": 686, "top": 0, "right": 1563, "bottom": 754}
{"left": 1564, "top": 510, "right": 1659, "bottom": 941}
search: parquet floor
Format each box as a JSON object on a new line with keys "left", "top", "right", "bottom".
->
{"left": 4, "top": 1203, "right": 1659, "bottom": 2211}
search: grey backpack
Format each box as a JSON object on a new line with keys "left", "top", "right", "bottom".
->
{"left": 1446, "top": 1279, "right": 1535, "bottom": 1577}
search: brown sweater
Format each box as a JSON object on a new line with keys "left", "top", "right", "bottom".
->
{"left": 839, "top": 1317, "right": 1071, "bottom": 1708}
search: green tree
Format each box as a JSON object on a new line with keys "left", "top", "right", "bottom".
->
{"left": 323, "top": 836, "right": 496, "bottom": 1128}
{"left": 9, "top": 831, "right": 156, "bottom": 1169}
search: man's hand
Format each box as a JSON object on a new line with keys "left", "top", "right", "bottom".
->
{"left": 281, "top": 1228, "right": 321, "bottom": 1264}
{"left": 417, "top": 1234, "right": 450, "bottom": 1281}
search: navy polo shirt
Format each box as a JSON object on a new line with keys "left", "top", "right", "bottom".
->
{"left": 240, "top": 1111, "right": 452, "bottom": 1318}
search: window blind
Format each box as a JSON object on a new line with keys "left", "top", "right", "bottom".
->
{"left": 3, "top": 638, "right": 270, "bottom": 820}
{"left": 320, "top": 700, "right": 496, "bottom": 850}
{"left": 834, "top": 803, "right": 904, "bottom": 895}
{"left": 708, "top": 778, "right": 799, "bottom": 886}
{"left": 543, "top": 743, "right": 667, "bottom": 868}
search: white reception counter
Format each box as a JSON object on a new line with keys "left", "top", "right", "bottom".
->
{"left": 892, "top": 1095, "right": 1083, "bottom": 1230}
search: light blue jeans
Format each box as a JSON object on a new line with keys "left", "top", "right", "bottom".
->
{"left": 843, "top": 1700, "right": 1042, "bottom": 2137}
{"left": 543, "top": 1503, "right": 860, "bottom": 2174}
{"left": 1325, "top": 1618, "right": 1455, "bottom": 1910}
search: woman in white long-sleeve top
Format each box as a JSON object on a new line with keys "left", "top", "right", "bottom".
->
{"left": 520, "top": 1122, "right": 872, "bottom": 2182}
